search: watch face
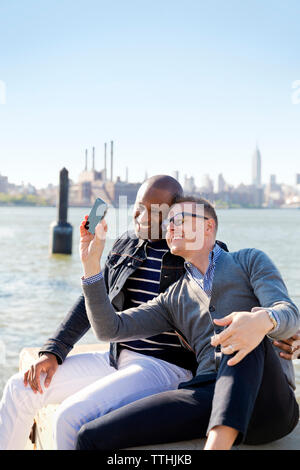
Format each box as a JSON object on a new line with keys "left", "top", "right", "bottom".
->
{"left": 268, "top": 311, "right": 277, "bottom": 330}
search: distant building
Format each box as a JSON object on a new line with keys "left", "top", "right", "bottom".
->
{"left": 264, "top": 175, "right": 284, "bottom": 207}
{"left": 217, "top": 173, "right": 226, "bottom": 193}
{"left": 37, "top": 183, "right": 57, "bottom": 205}
{"left": 229, "top": 183, "right": 263, "bottom": 207}
{"left": 270, "top": 174, "right": 277, "bottom": 189}
{"left": 172, "top": 171, "right": 179, "bottom": 183}
{"left": 252, "top": 146, "right": 262, "bottom": 187}
{"left": 200, "top": 174, "right": 214, "bottom": 194}
{"left": 183, "top": 175, "right": 196, "bottom": 193}
{"left": 0, "top": 174, "right": 8, "bottom": 193}
{"left": 69, "top": 144, "right": 141, "bottom": 207}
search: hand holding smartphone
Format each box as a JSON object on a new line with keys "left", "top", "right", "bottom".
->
{"left": 85, "top": 197, "right": 108, "bottom": 235}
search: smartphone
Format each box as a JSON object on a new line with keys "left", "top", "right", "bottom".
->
{"left": 86, "top": 197, "right": 108, "bottom": 235}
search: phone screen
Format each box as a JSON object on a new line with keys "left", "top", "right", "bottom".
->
{"left": 86, "top": 198, "right": 108, "bottom": 234}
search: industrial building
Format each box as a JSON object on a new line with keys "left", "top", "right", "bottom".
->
{"left": 69, "top": 141, "right": 141, "bottom": 207}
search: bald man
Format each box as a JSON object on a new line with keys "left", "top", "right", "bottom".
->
{"left": 1, "top": 175, "right": 223, "bottom": 450}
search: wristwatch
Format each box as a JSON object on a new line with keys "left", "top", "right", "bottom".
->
{"left": 266, "top": 309, "right": 278, "bottom": 332}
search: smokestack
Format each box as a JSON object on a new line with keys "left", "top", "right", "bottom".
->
{"left": 126, "top": 167, "right": 128, "bottom": 183}
{"left": 92, "top": 147, "right": 95, "bottom": 170}
{"left": 110, "top": 140, "right": 113, "bottom": 182}
{"left": 104, "top": 142, "right": 107, "bottom": 181}
{"left": 85, "top": 149, "right": 88, "bottom": 171}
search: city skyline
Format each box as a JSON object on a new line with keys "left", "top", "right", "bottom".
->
{"left": 1, "top": 139, "right": 300, "bottom": 190}
{"left": 1, "top": 143, "right": 300, "bottom": 192}
{"left": 1, "top": 1, "right": 300, "bottom": 189}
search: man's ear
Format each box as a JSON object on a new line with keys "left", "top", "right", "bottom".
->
{"left": 205, "top": 218, "right": 215, "bottom": 235}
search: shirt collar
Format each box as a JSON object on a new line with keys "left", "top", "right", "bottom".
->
{"left": 184, "top": 242, "right": 222, "bottom": 274}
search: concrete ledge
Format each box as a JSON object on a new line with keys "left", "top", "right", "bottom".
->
{"left": 130, "top": 422, "right": 300, "bottom": 450}
{"left": 20, "top": 344, "right": 109, "bottom": 450}
{"left": 20, "top": 345, "right": 300, "bottom": 451}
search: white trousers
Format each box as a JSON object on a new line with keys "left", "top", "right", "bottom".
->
{"left": 0, "top": 349, "right": 192, "bottom": 450}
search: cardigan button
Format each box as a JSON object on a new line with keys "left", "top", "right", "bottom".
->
{"left": 209, "top": 305, "right": 215, "bottom": 312}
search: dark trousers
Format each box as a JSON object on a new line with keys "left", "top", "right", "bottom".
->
{"left": 75, "top": 337, "right": 299, "bottom": 450}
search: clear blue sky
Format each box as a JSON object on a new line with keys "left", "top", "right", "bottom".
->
{"left": 0, "top": 0, "right": 300, "bottom": 189}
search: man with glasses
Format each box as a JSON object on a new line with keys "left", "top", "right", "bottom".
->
{"left": 1, "top": 176, "right": 228, "bottom": 450}
{"left": 77, "top": 195, "right": 300, "bottom": 450}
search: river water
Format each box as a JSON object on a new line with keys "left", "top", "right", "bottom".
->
{"left": 0, "top": 206, "right": 299, "bottom": 398}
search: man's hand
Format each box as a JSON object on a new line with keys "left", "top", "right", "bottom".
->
{"left": 273, "top": 331, "right": 300, "bottom": 360}
{"left": 211, "top": 309, "right": 274, "bottom": 366}
{"left": 79, "top": 216, "right": 107, "bottom": 278}
{"left": 23, "top": 353, "right": 59, "bottom": 394}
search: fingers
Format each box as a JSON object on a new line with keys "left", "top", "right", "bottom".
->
{"left": 220, "top": 343, "right": 236, "bottom": 355}
{"left": 227, "top": 349, "right": 247, "bottom": 366}
{"left": 24, "top": 367, "right": 40, "bottom": 393}
{"left": 213, "top": 314, "right": 234, "bottom": 327}
{"left": 273, "top": 339, "right": 300, "bottom": 361}
{"left": 84, "top": 214, "right": 89, "bottom": 230}
{"left": 32, "top": 365, "right": 43, "bottom": 394}
{"left": 80, "top": 215, "right": 89, "bottom": 234}
{"left": 29, "top": 365, "right": 43, "bottom": 394}
{"left": 278, "top": 351, "right": 293, "bottom": 360}
{"left": 273, "top": 339, "right": 300, "bottom": 354}
{"left": 95, "top": 219, "right": 108, "bottom": 240}
{"left": 23, "top": 370, "right": 29, "bottom": 387}
{"left": 211, "top": 313, "right": 235, "bottom": 345}
{"left": 279, "top": 338, "right": 294, "bottom": 346}
{"left": 291, "top": 333, "right": 300, "bottom": 341}
{"left": 273, "top": 329, "right": 300, "bottom": 360}
{"left": 211, "top": 327, "right": 232, "bottom": 347}
{"left": 102, "top": 218, "right": 108, "bottom": 231}
{"left": 27, "top": 367, "right": 35, "bottom": 393}
{"left": 218, "top": 338, "right": 245, "bottom": 364}
{"left": 44, "top": 368, "right": 55, "bottom": 388}
{"left": 273, "top": 339, "right": 293, "bottom": 351}
{"left": 214, "top": 339, "right": 248, "bottom": 366}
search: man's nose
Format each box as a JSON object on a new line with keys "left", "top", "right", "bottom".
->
{"left": 167, "top": 221, "right": 176, "bottom": 234}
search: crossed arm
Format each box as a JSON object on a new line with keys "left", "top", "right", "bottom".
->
{"left": 211, "top": 249, "right": 300, "bottom": 364}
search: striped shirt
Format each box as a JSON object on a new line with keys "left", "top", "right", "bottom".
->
{"left": 119, "top": 239, "right": 184, "bottom": 358}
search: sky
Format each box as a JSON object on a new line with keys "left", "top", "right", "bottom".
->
{"left": 0, "top": 0, "right": 300, "bottom": 189}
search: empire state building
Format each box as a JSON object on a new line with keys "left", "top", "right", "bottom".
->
{"left": 252, "top": 146, "right": 262, "bottom": 187}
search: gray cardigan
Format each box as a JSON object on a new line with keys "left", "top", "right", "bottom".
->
{"left": 82, "top": 248, "right": 300, "bottom": 389}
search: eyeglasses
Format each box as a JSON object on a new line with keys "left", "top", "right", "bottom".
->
{"left": 163, "top": 212, "right": 209, "bottom": 228}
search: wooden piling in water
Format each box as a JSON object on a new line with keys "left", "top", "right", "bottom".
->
{"left": 50, "top": 167, "right": 73, "bottom": 255}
